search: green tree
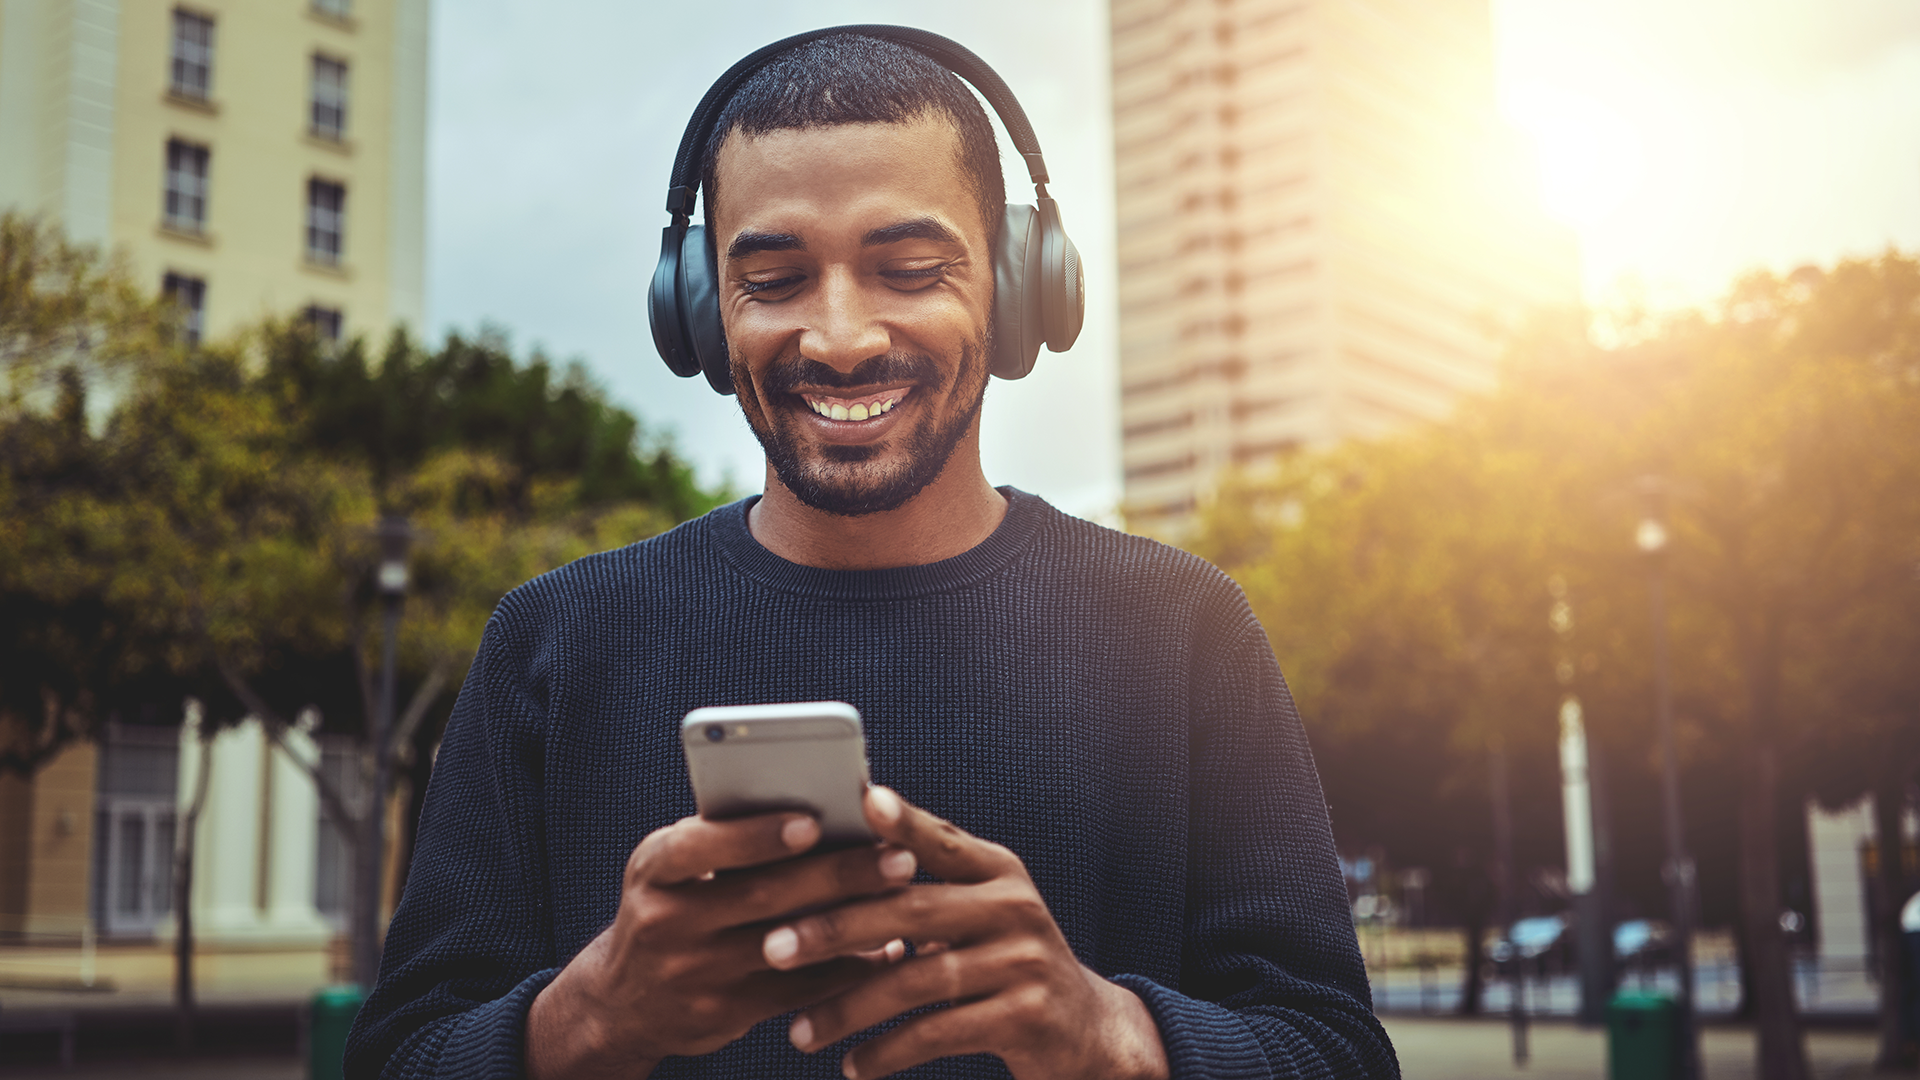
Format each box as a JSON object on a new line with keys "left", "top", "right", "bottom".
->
{"left": 1190, "top": 254, "right": 1920, "bottom": 1078}
{"left": 2, "top": 209, "right": 726, "bottom": 1012}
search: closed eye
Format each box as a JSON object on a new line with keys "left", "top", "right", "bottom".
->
{"left": 881, "top": 265, "right": 950, "bottom": 289}
{"left": 739, "top": 275, "right": 804, "bottom": 296}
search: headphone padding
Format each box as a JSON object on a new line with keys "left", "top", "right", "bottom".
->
{"left": 991, "top": 203, "right": 1044, "bottom": 379}
{"left": 650, "top": 226, "right": 701, "bottom": 378}
{"left": 1037, "top": 197, "right": 1085, "bottom": 352}
{"left": 678, "top": 224, "right": 734, "bottom": 394}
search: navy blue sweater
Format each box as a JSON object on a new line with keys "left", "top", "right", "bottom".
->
{"left": 346, "top": 489, "right": 1398, "bottom": 1079}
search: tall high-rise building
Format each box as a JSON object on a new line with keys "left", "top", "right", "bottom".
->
{"left": 1111, "top": 0, "right": 1578, "bottom": 532}
{"left": 0, "top": 0, "right": 429, "bottom": 344}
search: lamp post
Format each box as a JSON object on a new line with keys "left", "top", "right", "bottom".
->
{"left": 1638, "top": 479, "right": 1700, "bottom": 1080}
{"left": 1551, "top": 581, "right": 1614, "bottom": 1025}
{"left": 357, "top": 514, "right": 412, "bottom": 990}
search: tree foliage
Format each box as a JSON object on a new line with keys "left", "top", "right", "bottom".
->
{"left": 0, "top": 211, "right": 722, "bottom": 772}
{"left": 1189, "top": 253, "right": 1920, "bottom": 1069}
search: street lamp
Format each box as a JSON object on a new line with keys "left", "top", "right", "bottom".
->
{"left": 1637, "top": 478, "right": 1700, "bottom": 1080}
{"left": 357, "top": 514, "right": 412, "bottom": 990}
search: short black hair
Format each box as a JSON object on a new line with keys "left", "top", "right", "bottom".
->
{"left": 699, "top": 33, "right": 1007, "bottom": 241}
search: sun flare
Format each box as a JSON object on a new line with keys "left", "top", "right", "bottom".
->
{"left": 1502, "top": 84, "right": 1647, "bottom": 231}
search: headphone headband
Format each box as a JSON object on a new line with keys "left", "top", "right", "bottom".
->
{"left": 663, "top": 24, "right": 1052, "bottom": 221}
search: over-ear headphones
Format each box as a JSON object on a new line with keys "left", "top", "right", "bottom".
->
{"left": 648, "top": 25, "right": 1085, "bottom": 395}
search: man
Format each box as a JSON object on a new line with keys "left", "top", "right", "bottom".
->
{"left": 347, "top": 31, "right": 1397, "bottom": 1080}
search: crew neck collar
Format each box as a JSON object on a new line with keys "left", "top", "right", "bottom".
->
{"left": 708, "top": 486, "right": 1049, "bottom": 601}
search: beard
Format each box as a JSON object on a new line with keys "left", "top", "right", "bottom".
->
{"left": 735, "top": 333, "right": 991, "bottom": 517}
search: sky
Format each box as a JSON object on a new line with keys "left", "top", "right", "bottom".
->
{"left": 424, "top": 0, "right": 1920, "bottom": 514}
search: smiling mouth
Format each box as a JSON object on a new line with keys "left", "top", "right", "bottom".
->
{"left": 799, "top": 387, "right": 912, "bottom": 422}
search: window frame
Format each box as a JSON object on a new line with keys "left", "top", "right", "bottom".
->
{"left": 302, "top": 304, "right": 344, "bottom": 341}
{"left": 162, "top": 139, "right": 211, "bottom": 233}
{"left": 305, "top": 178, "right": 348, "bottom": 265}
{"left": 162, "top": 271, "right": 207, "bottom": 345}
{"left": 310, "top": 54, "right": 350, "bottom": 140}
{"left": 169, "top": 8, "right": 215, "bottom": 101}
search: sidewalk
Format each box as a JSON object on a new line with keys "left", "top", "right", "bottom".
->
{"left": 1384, "top": 1016, "right": 1881, "bottom": 1080}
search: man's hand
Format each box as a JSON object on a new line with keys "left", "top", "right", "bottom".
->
{"left": 771, "top": 788, "right": 1171, "bottom": 1080}
{"left": 526, "top": 812, "right": 918, "bottom": 1080}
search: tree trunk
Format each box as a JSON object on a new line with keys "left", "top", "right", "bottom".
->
{"left": 1872, "top": 772, "right": 1918, "bottom": 1071}
{"left": 1737, "top": 619, "right": 1810, "bottom": 1080}
{"left": 172, "top": 712, "right": 214, "bottom": 1053}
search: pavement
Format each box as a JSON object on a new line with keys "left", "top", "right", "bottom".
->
{"left": 0, "top": 1013, "right": 1887, "bottom": 1078}
{"left": 1384, "top": 1016, "right": 1881, "bottom": 1080}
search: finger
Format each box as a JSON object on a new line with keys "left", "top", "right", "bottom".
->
{"left": 790, "top": 938, "right": 1031, "bottom": 1052}
{"left": 864, "top": 787, "right": 1018, "bottom": 885}
{"left": 725, "top": 955, "right": 885, "bottom": 1029}
{"left": 633, "top": 812, "right": 820, "bottom": 886}
{"left": 764, "top": 879, "right": 1024, "bottom": 970}
{"left": 697, "top": 844, "right": 918, "bottom": 928}
{"left": 852, "top": 939, "right": 908, "bottom": 964}
{"left": 837, "top": 996, "right": 1021, "bottom": 1080}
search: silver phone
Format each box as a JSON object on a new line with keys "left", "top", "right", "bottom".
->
{"left": 681, "top": 701, "right": 876, "bottom": 847}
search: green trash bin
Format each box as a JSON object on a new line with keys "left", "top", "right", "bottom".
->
{"left": 309, "top": 984, "right": 366, "bottom": 1080}
{"left": 1607, "top": 990, "right": 1679, "bottom": 1080}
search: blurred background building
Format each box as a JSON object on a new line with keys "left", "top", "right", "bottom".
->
{"left": 0, "top": 0, "right": 425, "bottom": 990}
{"left": 1111, "top": 0, "right": 1579, "bottom": 532}
{"left": 0, "top": 0, "right": 428, "bottom": 345}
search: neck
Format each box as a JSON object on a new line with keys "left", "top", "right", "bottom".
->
{"left": 747, "top": 432, "right": 1008, "bottom": 570}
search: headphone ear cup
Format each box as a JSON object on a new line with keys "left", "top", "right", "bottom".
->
{"left": 677, "top": 224, "right": 735, "bottom": 395}
{"left": 649, "top": 226, "right": 701, "bottom": 378}
{"left": 1036, "top": 197, "right": 1085, "bottom": 352}
{"left": 991, "top": 203, "right": 1044, "bottom": 379}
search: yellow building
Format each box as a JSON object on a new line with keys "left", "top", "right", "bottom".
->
{"left": 1111, "top": 0, "right": 1579, "bottom": 533}
{"left": 0, "top": 0, "right": 428, "bottom": 343}
{"left": 0, "top": 0, "right": 425, "bottom": 993}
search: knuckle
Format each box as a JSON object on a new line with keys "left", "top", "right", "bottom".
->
{"left": 1006, "top": 940, "right": 1052, "bottom": 982}
{"left": 938, "top": 950, "right": 967, "bottom": 1002}
{"left": 806, "top": 906, "right": 846, "bottom": 950}
{"left": 684, "top": 991, "right": 727, "bottom": 1029}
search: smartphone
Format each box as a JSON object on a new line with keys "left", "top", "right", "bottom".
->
{"left": 681, "top": 701, "right": 876, "bottom": 848}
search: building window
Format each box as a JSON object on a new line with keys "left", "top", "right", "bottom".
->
{"left": 306, "top": 179, "right": 346, "bottom": 264}
{"left": 169, "top": 9, "right": 215, "bottom": 100}
{"left": 94, "top": 728, "right": 180, "bottom": 939}
{"left": 310, "top": 56, "right": 349, "bottom": 139}
{"left": 312, "top": 0, "right": 352, "bottom": 18}
{"left": 163, "top": 139, "right": 210, "bottom": 232}
{"left": 162, "top": 272, "right": 206, "bottom": 345}
{"left": 303, "top": 304, "right": 343, "bottom": 341}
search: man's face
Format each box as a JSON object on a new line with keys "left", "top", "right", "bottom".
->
{"left": 711, "top": 117, "right": 994, "bottom": 517}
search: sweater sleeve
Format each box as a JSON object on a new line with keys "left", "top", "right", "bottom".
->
{"left": 1114, "top": 591, "right": 1399, "bottom": 1080}
{"left": 344, "top": 595, "right": 561, "bottom": 1080}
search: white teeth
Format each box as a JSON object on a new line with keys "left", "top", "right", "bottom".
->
{"left": 806, "top": 394, "right": 902, "bottom": 420}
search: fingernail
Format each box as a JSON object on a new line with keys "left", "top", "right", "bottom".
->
{"left": 789, "top": 1014, "right": 813, "bottom": 1050}
{"left": 885, "top": 938, "right": 907, "bottom": 963}
{"left": 868, "top": 786, "right": 901, "bottom": 825}
{"left": 782, "top": 816, "right": 819, "bottom": 850}
{"left": 764, "top": 926, "right": 799, "bottom": 966}
{"left": 842, "top": 1057, "right": 860, "bottom": 1080}
{"left": 879, "top": 848, "right": 916, "bottom": 881}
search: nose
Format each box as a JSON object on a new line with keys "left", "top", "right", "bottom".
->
{"left": 798, "top": 265, "right": 890, "bottom": 374}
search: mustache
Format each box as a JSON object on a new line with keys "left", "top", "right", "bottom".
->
{"left": 761, "top": 352, "right": 945, "bottom": 395}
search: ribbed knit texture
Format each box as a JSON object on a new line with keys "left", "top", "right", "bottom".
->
{"left": 346, "top": 489, "right": 1399, "bottom": 1079}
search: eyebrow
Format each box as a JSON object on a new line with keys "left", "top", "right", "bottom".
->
{"left": 863, "top": 218, "right": 962, "bottom": 247}
{"left": 724, "top": 218, "right": 963, "bottom": 260}
{"left": 726, "top": 231, "right": 804, "bottom": 259}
